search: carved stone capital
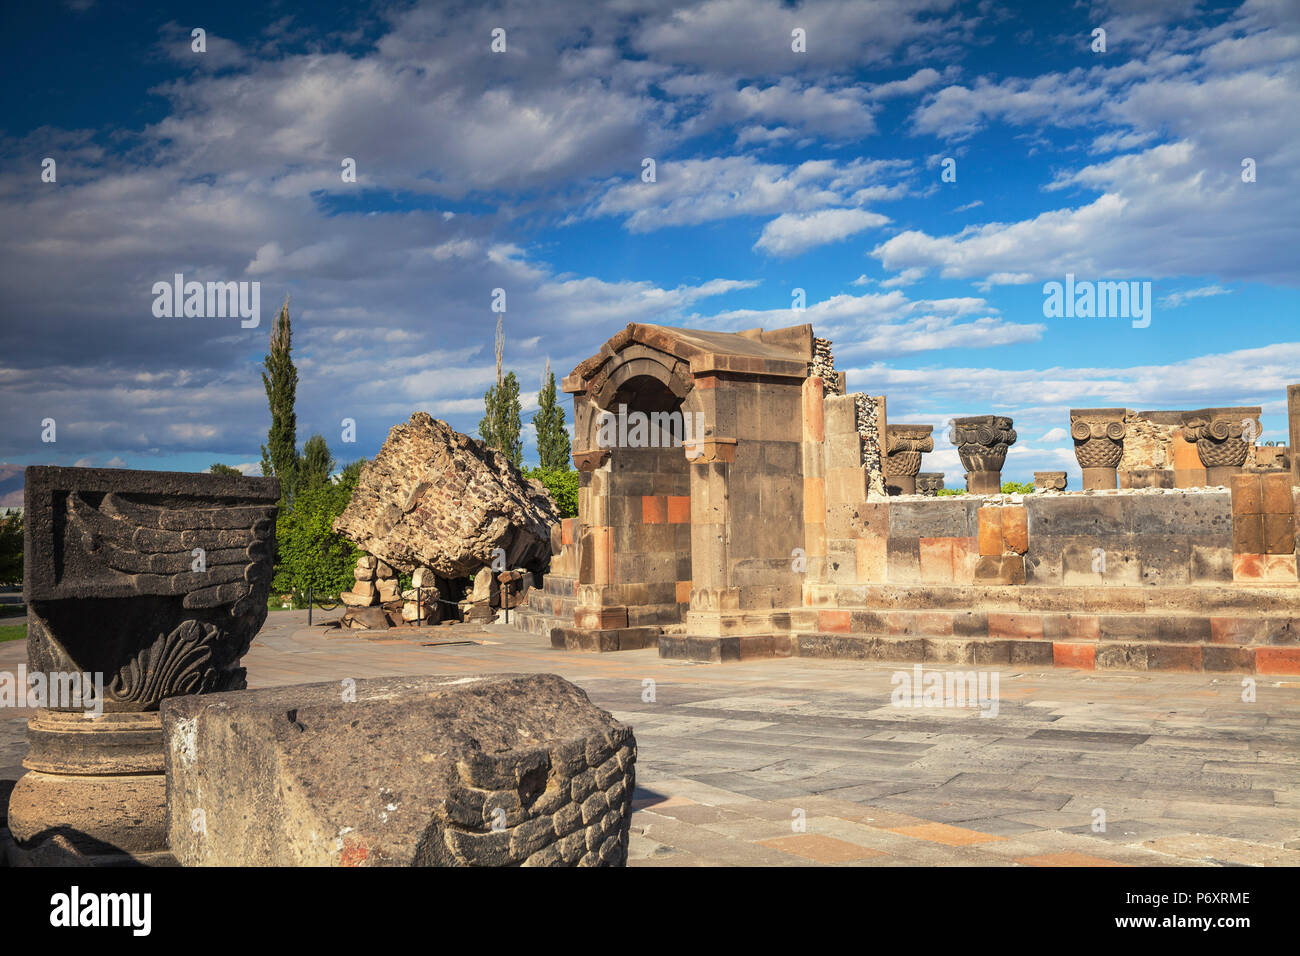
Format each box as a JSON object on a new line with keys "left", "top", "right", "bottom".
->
{"left": 949, "top": 416, "right": 1016, "bottom": 493}
{"left": 1181, "top": 406, "right": 1261, "bottom": 483}
{"left": 1034, "top": 470, "right": 1068, "bottom": 492}
{"left": 884, "top": 424, "right": 933, "bottom": 495}
{"left": 1070, "top": 407, "right": 1126, "bottom": 489}
{"left": 916, "top": 472, "right": 945, "bottom": 496}
{"left": 12, "top": 466, "right": 279, "bottom": 864}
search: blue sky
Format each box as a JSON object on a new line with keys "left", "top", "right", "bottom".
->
{"left": 1, "top": 0, "right": 1297, "bottom": 504}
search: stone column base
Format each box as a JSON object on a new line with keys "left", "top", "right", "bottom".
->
{"left": 1081, "top": 466, "right": 1118, "bottom": 490}
{"left": 7, "top": 711, "right": 170, "bottom": 864}
{"left": 887, "top": 475, "right": 917, "bottom": 495}
{"left": 967, "top": 471, "right": 1002, "bottom": 494}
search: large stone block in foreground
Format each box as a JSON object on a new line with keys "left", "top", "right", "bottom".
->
{"left": 162, "top": 673, "right": 635, "bottom": 866}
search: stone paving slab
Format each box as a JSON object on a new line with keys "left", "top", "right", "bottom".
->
{"left": 2, "top": 609, "right": 1298, "bottom": 866}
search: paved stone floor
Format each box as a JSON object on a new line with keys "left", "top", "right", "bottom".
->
{"left": 3, "top": 610, "right": 1299, "bottom": 866}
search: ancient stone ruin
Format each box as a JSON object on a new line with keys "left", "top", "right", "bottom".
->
{"left": 9, "top": 465, "right": 279, "bottom": 864}
{"left": 514, "top": 321, "right": 1300, "bottom": 676}
{"left": 163, "top": 673, "right": 635, "bottom": 866}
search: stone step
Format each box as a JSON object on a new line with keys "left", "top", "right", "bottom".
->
{"left": 793, "top": 631, "right": 1300, "bottom": 675}
{"left": 551, "top": 626, "right": 661, "bottom": 653}
{"left": 540, "top": 574, "right": 578, "bottom": 599}
{"left": 810, "top": 605, "right": 1300, "bottom": 646}
{"left": 807, "top": 582, "right": 1300, "bottom": 616}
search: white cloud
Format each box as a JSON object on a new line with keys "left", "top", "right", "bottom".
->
{"left": 1159, "top": 284, "right": 1232, "bottom": 308}
{"left": 754, "top": 208, "right": 889, "bottom": 257}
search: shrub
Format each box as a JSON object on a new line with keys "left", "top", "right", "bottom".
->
{"left": 270, "top": 469, "right": 362, "bottom": 599}
{"left": 1001, "top": 481, "right": 1035, "bottom": 494}
{"left": 525, "top": 466, "right": 578, "bottom": 518}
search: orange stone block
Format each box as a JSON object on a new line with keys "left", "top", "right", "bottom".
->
{"left": 818, "top": 609, "right": 851, "bottom": 633}
{"left": 561, "top": 518, "right": 574, "bottom": 546}
{"left": 675, "top": 580, "right": 692, "bottom": 604}
{"left": 802, "top": 377, "right": 825, "bottom": 442}
{"left": 977, "top": 507, "right": 1004, "bottom": 556}
{"left": 642, "top": 495, "right": 666, "bottom": 524}
{"left": 1001, "top": 506, "right": 1028, "bottom": 555}
{"left": 803, "top": 476, "right": 826, "bottom": 525}
{"left": 1233, "top": 553, "right": 1265, "bottom": 581}
{"left": 666, "top": 495, "right": 690, "bottom": 524}
{"left": 1257, "top": 647, "right": 1300, "bottom": 675}
{"left": 1053, "top": 642, "right": 1096, "bottom": 670}
{"left": 1261, "top": 472, "right": 1293, "bottom": 515}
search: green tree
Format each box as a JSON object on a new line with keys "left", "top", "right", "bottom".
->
{"left": 478, "top": 316, "right": 522, "bottom": 466}
{"left": 269, "top": 464, "right": 362, "bottom": 600}
{"left": 209, "top": 463, "right": 243, "bottom": 477}
{"left": 533, "top": 361, "right": 571, "bottom": 470}
{"left": 0, "top": 511, "right": 22, "bottom": 585}
{"left": 525, "top": 467, "right": 578, "bottom": 518}
{"left": 299, "top": 434, "right": 334, "bottom": 491}
{"left": 260, "top": 296, "right": 299, "bottom": 498}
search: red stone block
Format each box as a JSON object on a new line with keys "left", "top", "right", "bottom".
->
{"left": 675, "top": 580, "right": 692, "bottom": 605}
{"left": 1233, "top": 553, "right": 1265, "bottom": 581}
{"left": 642, "top": 495, "right": 666, "bottom": 524}
{"left": 666, "top": 495, "right": 691, "bottom": 524}
{"left": 1257, "top": 647, "right": 1300, "bottom": 675}
{"left": 818, "top": 609, "right": 851, "bottom": 633}
{"left": 1053, "top": 642, "right": 1096, "bottom": 670}
{"left": 561, "top": 518, "right": 574, "bottom": 546}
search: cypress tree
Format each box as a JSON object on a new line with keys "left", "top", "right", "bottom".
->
{"left": 478, "top": 316, "right": 523, "bottom": 467}
{"left": 260, "top": 296, "right": 299, "bottom": 497}
{"left": 533, "top": 360, "right": 571, "bottom": 470}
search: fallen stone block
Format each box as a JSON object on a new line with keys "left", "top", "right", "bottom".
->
{"left": 162, "top": 673, "right": 635, "bottom": 866}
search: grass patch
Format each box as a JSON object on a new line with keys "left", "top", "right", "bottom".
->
{"left": 0, "top": 623, "right": 26, "bottom": 643}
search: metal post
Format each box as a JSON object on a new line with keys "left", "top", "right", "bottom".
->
{"left": 307, "top": 584, "right": 312, "bottom": 627}
{"left": 416, "top": 585, "right": 422, "bottom": 627}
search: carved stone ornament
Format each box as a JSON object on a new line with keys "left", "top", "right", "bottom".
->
{"left": 8, "top": 466, "right": 279, "bottom": 864}
{"left": 884, "top": 425, "right": 934, "bottom": 495}
{"left": 1070, "top": 408, "right": 1127, "bottom": 489}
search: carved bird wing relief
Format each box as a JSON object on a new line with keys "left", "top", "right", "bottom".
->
{"left": 67, "top": 491, "right": 275, "bottom": 610}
